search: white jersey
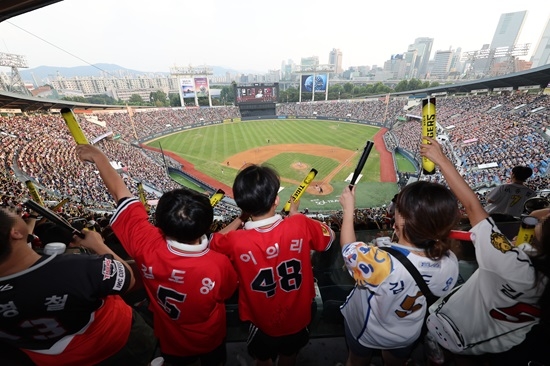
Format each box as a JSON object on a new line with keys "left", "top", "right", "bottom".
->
{"left": 340, "top": 243, "right": 458, "bottom": 349}
{"left": 484, "top": 183, "right": 535, "bottom": 217}
{"left": 428, "top": 218, "right": 546, "bottom": 355}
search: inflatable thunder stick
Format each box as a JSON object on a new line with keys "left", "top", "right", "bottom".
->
{"left": 61, "top": 108, "right": 89, "bottom": 144}
{"left": 422, "top": 97, "right": 436, "bottom": 175}
{"left": 209, "top": 189, "right": 225, "bottom": 207}
{"left": 282, "top": 168, "right": 318, "bottom": 213}
{"left": 137, "top": 182, "right": 151, "bottom": 213}
{"left": 349, "top": 140, "right": 374, "bottom": 189}
{"left": 25, "top": 180, "right": 45, "bottom": 207}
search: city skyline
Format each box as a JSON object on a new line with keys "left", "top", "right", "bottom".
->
{"left": 0, "top": 0, "right": 549, "bottom": 74}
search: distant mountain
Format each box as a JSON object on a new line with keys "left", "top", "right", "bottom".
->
{"left": 20, "top": 63, "right": 255, "bottom": 85}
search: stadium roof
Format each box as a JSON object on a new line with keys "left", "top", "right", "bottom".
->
{"left": 0, "top": 90, "right": 127, "bottom": 112}
{"left": 0, "top": 0, "right": 61, "bottom": 23}
{"left": 395, "top": 64, "right": 550, "bottom": 98}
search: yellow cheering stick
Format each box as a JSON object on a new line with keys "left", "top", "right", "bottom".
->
{"left": 51, "top": 198, "right": 69, "bottom": 212}
{"left": 25, "top": 180, "right": 45, "bottom": 207}
{"left": 137, "top": 182, "right": 151, "bottom": 213}
{"left": 61, "top": 108, "right": 89, "bottom": 144}
{"left": 422, "top": 97, "right": 436, "bottom": 175}
{"left": 209, "top": 189, "right": 225, "bottom": 207}
{"left": 282, "top": 168, "right": 318, "bottom": 213}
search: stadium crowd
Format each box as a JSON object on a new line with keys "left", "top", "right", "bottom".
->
{"left": 1, "top": 91, "right": 550, "bottom": 365}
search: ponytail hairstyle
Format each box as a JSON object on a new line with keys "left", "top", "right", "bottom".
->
{"left": 395, "top": 181, "right": 460, "bottom": 260}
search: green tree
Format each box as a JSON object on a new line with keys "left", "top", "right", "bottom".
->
{"left": 394, "top": 80, "right": 409, "bottom": 92}
{"left": 219, "top": 85, "right": 235, "bottom": 105}
{"left": 169, "top": 93, "right": 181, "bottom": 107}
{"left": 62, "top": 96, "right": 87, "bottom": 103}
{"left": 343, "top": 82, "right": 354, "bottom": 93}
{"left": 87, "top": 95, "right": 119, "bottom": 105}
{"left": 149, "top": 90, "right": 169, "bottom": 107}
{"left": 371, "top": 82, "right": 391, "bottom": 95}
{"left": 128, "top": 94, "right": 144, "bottom": 105}
{"left": 407, "top": 78, "right": 424, "bottom": 91}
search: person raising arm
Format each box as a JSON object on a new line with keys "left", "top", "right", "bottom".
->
{"left": 421, "top": 136, "right": 549, "bottom": 365}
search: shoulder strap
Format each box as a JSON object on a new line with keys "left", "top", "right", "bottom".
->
{"left": 379, "top": 246, "right": 439, "bottom": 305}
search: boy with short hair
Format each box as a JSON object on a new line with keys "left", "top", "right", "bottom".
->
{"left": 76, "top": 144, "right": 238, "bottom": 366}
{"left": 210, "top": 164, "right": 335, "bottom": 365}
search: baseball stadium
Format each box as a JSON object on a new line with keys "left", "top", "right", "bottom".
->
{"left": 144, "top": 117, "right": 402, "bottom": 212}
{"left": 2, "top": 1, "right": 550, "bottom": 366}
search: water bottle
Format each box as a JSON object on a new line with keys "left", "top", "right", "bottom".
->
{"left": 516, "top": 216, "right": 538, "bottom": 246}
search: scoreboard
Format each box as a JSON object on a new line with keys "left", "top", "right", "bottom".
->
{"left": 234, "top": 83, "right": 278, "bottom": 104}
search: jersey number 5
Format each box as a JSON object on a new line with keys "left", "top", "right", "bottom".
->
{"left": 157, "top": 286, "right": 186, "bottom": 320}
{"left": 251, "top": 259, "right": 302, "bottom": 298}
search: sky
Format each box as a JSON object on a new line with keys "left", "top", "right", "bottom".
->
{"left": 0, "top": 0, "right": 549, "bottom": 74}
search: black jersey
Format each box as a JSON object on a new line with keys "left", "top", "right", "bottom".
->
{"left": 0, "top": 253, "right": 131, "bottom": 351}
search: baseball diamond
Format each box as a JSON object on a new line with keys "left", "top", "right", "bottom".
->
{"left": 145, "top": 119, "right": 402, "bottom": 211}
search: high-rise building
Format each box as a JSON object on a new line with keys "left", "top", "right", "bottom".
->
{"left": 431, "top": 50, "right": 454, "bottom": 79}
{"left": 490, "top": 10, "right": 527, "bottom": 49}
{"left": 281, "top": 59, "right": 295, "bottom": 80}
{"left": 328, "top": 48, "right": 343, "bottom": 74}
{"left": 301, "top": 56, "right": 319, "bottom": 67}
{"left": 403, "top": 49, "right": 418, "bottom": 78}
{"left": 531, "top": 17, "right": 550, "bottom": 68}
{"left": 409, "top": 37, "right": 433, "bottom": 78}
{"left": 383, "top": 54, "right": 407, "bottom": 80}
{"left": 472, "top": 11, "right": 527, "bottom": 75}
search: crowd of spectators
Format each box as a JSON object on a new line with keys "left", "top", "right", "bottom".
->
{"left": 93, "top": 106, "right": 241, "bottom": 142}
{"left": 1, "top": 92, "right": 550, "bottom": 230}
{"left": 276, "top": 97, "right": 404, "bottom": 124}
{"left": 389, "top": 93, "right": 550, "bottom": 192}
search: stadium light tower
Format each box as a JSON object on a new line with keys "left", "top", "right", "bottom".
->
{"left": 294, "top": 64, "right": 335, "bottom": 102}
{"left": 0, "top": 52, "right": 32, "bottom": 96}
{"left": 461, "top": 44, "right": 529, "bottom": 79}
{"left": 170, "top": 65, "right": 214, "bottom": 107}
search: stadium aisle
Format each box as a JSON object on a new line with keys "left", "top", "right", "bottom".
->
{"left": 225, "top": 337, "right": 381, "bottom": 366}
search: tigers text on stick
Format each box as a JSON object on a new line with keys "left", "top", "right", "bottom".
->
{"left": 282, "top": 169, "right": 318, "bottom": 213}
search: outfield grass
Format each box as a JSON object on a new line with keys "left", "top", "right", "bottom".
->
{"left": 147, "top": 119, "right": 398, "bottom": 210}
{"left": 395, "top": 151, "right": 417, "bottom": 172}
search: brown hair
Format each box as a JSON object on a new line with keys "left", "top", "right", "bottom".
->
{"left": 396, "top": 181, "right": 460, "bottom": 260}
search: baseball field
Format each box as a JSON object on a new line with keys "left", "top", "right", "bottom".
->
{"left": 146, "top": 119, "right": 403, "bottom": 211}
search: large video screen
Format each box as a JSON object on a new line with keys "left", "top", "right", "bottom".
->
{"left": 235, "top": 83, "right": 278, "bottom": 104}
{"left": 301, "top": 74, "right": 327, "bottom": 93}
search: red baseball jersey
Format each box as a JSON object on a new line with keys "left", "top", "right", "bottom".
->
{"left": 210, "top": 214, "right": 334, "bottom": 336}
{"left": 110, "top": 198, "right": 238, "bottom": 357}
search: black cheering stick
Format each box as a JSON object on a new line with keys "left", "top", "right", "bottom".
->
{"left": 23, "top": 199, "right": 85, "bottom": 239}
{"left": 349, "top": 140, "right": 374, "bottom": 189}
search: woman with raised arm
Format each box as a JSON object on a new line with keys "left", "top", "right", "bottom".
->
{"left": 421, "top": 136, "right": 549, "bottom": 365}
{"left": 339, "top": 166, "right": 460, "bottom": 365}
